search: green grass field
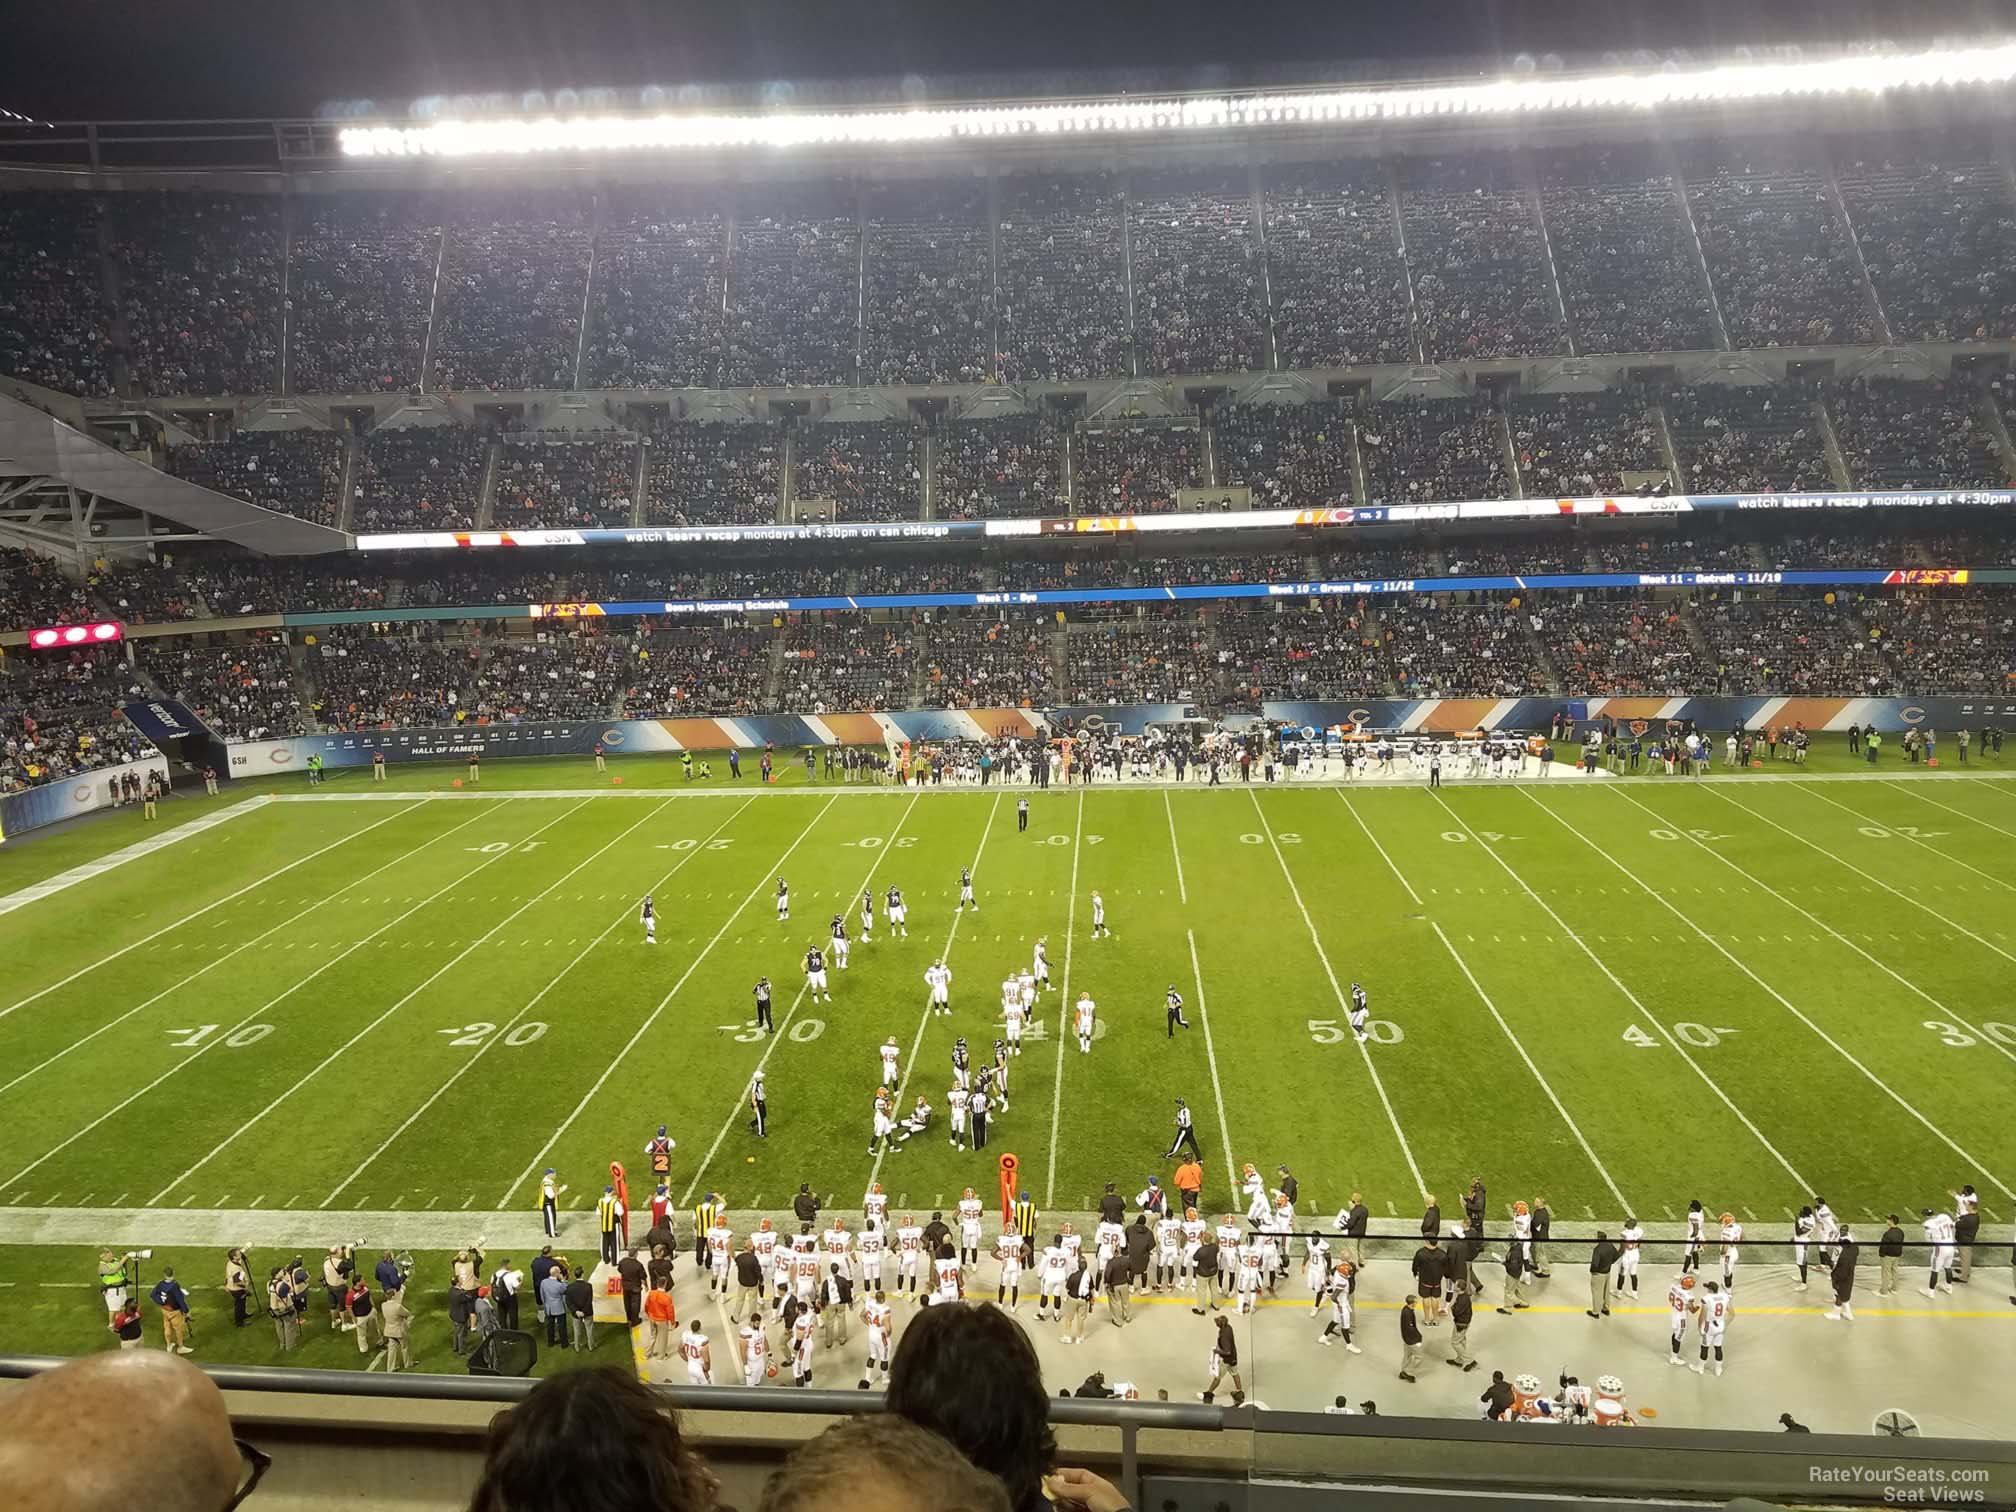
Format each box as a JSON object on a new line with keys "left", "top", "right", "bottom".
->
{"left": 3, "top": 745, "right": 2015, "bottom": 1364}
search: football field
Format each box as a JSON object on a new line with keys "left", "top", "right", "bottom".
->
{"left": 4, "top": 760, "right": 2015, "bottom": 1246}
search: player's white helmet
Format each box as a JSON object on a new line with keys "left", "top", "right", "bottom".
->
{"left": 1596, "top": 1374, "right": 1624, "bottom": 1396}
{"left": 1514, "top": 1373, "right": 1543, "bottom": 1396}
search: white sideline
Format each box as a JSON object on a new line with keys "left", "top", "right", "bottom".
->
{"left": 1532, "top": 788, "right": 2016, "bottom": 1202}
{"left": 1620, "top": 786, "right": 2016, "bottom": 1080}
{"left": 667, "top": 795, "right": 918, "bottom": 1210}
{"left": 0, "top": 799, "right": 426, "bottom": 1022}
{"left": 0, "top": 802, "right": 562, "bottom": 1194}
{"left": 1041, "top": 791, "right": 1085, "bottom": 1209}
{"left": 0, "top": 803, "right": 497, "bottom": 1102}
{"left": 1184, "top": 929, "right": 1243, "bottom": 1212}
{"left": 322, "top": 798, "right": 757, "bottom": 1206}
{"left": 1247, "top": 788, "right": 1428, "bottom": 1201}
{"left": 0, "top": 797, "right": 266, "bottom": 916}
{"left": 494, "top": 793, "right": 838, "bottom": 1212}
{"left": 867, "top": 791, "right": 1003, "bottom": 1195}
{"left": 1427, "top": 788, "right": 1811, "bottom": 1191}
{"left": 1335, "top": 789, "right": 1631, "bottom": 1214}
{"left": 145, "top": 798, "right": 616, "bottom": 1205}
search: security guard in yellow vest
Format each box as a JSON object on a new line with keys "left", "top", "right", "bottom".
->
{"left": 693, "top": 1194, "right": 722, "bottom": 1267}
{"left": 596, "top": 1186, "right": 622, "bottom": 1266}
{"left": 1015, "top": 1196, "right": 1039, "bottom": 1264}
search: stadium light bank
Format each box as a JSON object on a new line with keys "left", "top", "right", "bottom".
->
{"left": 338, "top": 41, "right": 2016, "bottom": 158}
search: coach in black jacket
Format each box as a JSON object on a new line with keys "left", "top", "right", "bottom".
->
{"left": 1342, "top": 1195, "right": 1369, "bottom": 1267}
{"left": 1587, "top": 1233, "right": 1619, "bottom": 1318}
{"left": 1828, "top": 1229, "right": 1860, "bottom": 1320}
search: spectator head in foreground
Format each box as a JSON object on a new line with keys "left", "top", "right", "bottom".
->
{"left": 467, "top": 1366, "right": 716, "bottom": 1512}
{"left": 760, "top": 1414, "right": 1012, "bottom": 1512}
{"left": 885, "top": 1299, "right": 1056, "bottom": 1512}
{"left": 0, "top": 1350, "right": 244, "bottom": 1512}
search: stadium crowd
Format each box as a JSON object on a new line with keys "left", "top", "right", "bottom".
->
{"left": 936, "top": 415, "right": 1064, "bottom": 519}
{"left": 493, "top": 435, "right": 640, "bottom": 529}
{"left": 1263, "top": 166, "right": 1416, "bottom": 367}
{"left": 796, "top": 422, "right": 924, "bottom": 523}
{"left": 1074, "top": 422, "right": 1203, "bottom": 514}
{"left": 1360, "top": 399, "right": 1511, "bottom": 503}
{"left": 1538, "top": 595, "right": 1715, "bottom": 696}
{"left": 1538, "top": 148, "right": 1718, "bottom": 354}
{"left": 138, "top": 636, "right": 306, "bottom": 739}
{"left": 353, "top": 425, "right": 491, "bottom": 532}
{"left": 1509, "top": 393, "right": 1668, "bottom": 497}
{"left": 164, "top": 429, "right": 346, "bottom": 528}
{"left": 1381, "top": 598, "right": 1554, "bottom": 699}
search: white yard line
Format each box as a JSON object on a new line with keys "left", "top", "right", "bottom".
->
{"left": 867, "top": 792, "right": 1004, "bottom": 1195}
{"left": 1879, "top": 780, "right": 2016, "bottom": 846}
{"left": 1162, "top": 789, "right": 1187, "bottom": 904}
{"left": 669, "top": 795, "right": 920, "bottom": 1209}
{"left": 1688, "top": 785, "right": 2016, "bottom": 1070}
{"left": 1183, "top": 929, "right": 1242, "bottom": 1212}
{"left": 1041, "top": 791, "right": 1086, "bottom": 1208}
{"left": 321, "top": 798, "right": 756, "bottom": 1206}
{"left": 0, "top": 797, "right": 267, "bottom": 916}
{"left": 1247, "top": 788, "right": 1427, "bottom": 1200}
{"left": 1808, "top": 783, "right": 2015, "bottom": 891}
{"left": 1427, "top": 789, "right": 1810, "bottom": 1191}
{"left": 492, "top": 794, "right": 842, "bottom": 1210}
{"left": 1337, "top": 790, "right": 1631, "bottom": 1214}
{"left": 0, "top": 801, "right": 574, "bottom": 1196}
{"left": 1534, "top": 789, "right": 2015, "bottom": 1201}
{"left": 0, "top": 800, "right": 428, "bottom": 1021}
{"left": 0, "top": 805, "right": 497, "bottom": 1101}
{"left": 144, "top": 798, "right": 615, "bottom": 1205}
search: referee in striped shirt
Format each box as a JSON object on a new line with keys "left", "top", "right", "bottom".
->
{"left": 1015, "top": 1193, "right": 1039, "bottom": 1265}
{"left": 1165, "top": 1099, "right": 1202, "bottom": 1160}
{"left": 694, "top": 1194, "right": 722, "bottom": 1268}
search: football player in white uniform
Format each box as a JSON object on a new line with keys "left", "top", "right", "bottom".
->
{"left": 751, "top": 1219, "right": 779, "bottom": 1310}
{"left": 925, "top": 959, "right": 952, "bottom": 1016}
{"left": 1073, "top": 992, "right": 1096, "bottom": 1054}
{"left": 789, "top": 1304, "right": 817, "bottom": 1387}
{"left": 1717, "top": 1212, "right": 1742, "bottom": 1291}
{"left": 738, "top": 1317, "right": 771, "bottom": 1386}
{"left": 822, "top": 1218, "right": 855, "bottom": 1285}
{"left": 1003, "top": 994, "right": 1026, "bottom": 1054}
{"left": 1317, "top": 1258, "right": 1360, "bottom": 1351}
{"left": 1694, "top": 1280, "right": 1731, "bottom": 1376}
{"left": 995, "top": 1227, "right": 1025, "bottom": 1309}
{"left": 1033, "top": 938, "right": 1051, "bottom": 991}
{"left": 932, "top": 1245, "right": 963, "bottom": 1305}
{"left": 863, "top": 1182, "right": 889, "bottom": 1232}
{"left": 1792, "top": 1206, "right": 1817, "bottom": 1290}
{"left": 1090, "top": 890, "right": 1110, "bottom": 938}
{"left": 868, "top": 1087, "right": 897, "bottom": 1157}
{"left": 679, "top": 1320, "right": 713, "bottom": 1385}
{"left": 1037, "top": 1237, "right": 1069, "bottom": 1322}
{"left": 1348, "top": 982, "right": 1371, "bottom": 1043}
{"left": 879, "top": 1037, "right": 901, "bottom": 1090}
{"left": 947, "top": 1083, "right": 969, "bottom": 1150}
{"left": 1616, "top": 1218, "right": 1643, "bottom": 1296}
{"left": 707, "top": 1215, "right": 734, "bottom": 1296}
{"left": 1666, "top": 1273, "right": 1697, "bottom": 1365}
{"left": 1921, "top": 1207, "right": 1957, "bottom": 1295}
{"left": 859, "top": 1290, "right": 893, "bottom": 1387}
{"left": 1155, "top": 1210, "right": 1184, "bottom": 1292}
{"left": 957, "top": 1189, "right": 985, "bottom": 1267}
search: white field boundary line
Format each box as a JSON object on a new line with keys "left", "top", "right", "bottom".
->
{"left": 1041, "top": 790, "right": 1086, "bottom": 1209}
{"left": 1248, "top": 787, "right": 1427, "bottom": 1201}
{"left": 866, "top": 791, "right": 1005, "bottom": 1195}
{"left": 1811, "top": 783, "right": 2016, "bottom": 893}
{"left": 0, "top": 803, "right": 499, "bottom": 1102}
{"left": 1882, "top": 780, "right": 2016, "bottom": 844}
{"left": 0, "top": 801, "right": 576, "bottom": 1196}
{"left": 145, "top": 797, "right": 621, "bottom": 1206}
{"left": 0, "top": 798, "right": 268, "bottom": 916}
{"left": 0, "top": 799, "right": 430, "bottom": 1022}
{"left": 1184, "top": 929, "right": 1243, "bottom": 1213}
{"left": 669, "top": 794, "right": 919, "bottom": 1210}
{"left": 1337, "top": 790, "right": 1631, "bottom": 1215}
{"left": 1425, "top": 788, "right": 1811, "bottom": 1191}
{"left": 1530, "top": 788, "right": 2016, "bottom": 1203}
{"left": 1163, "top": 789, "right": 1187, "bottom": 904}
{"left": 323, "top": 798, "right": 757, "bottom": 1206}
{"left": 1620, "top": 786, "right": 2016, "bottom": 1080}
{"left": 243, "top": 768, "right": 2016, "bottom": 803}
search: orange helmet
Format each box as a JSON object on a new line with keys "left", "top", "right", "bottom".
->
{"left": 870, "top": 1182, "right": 882, "bottom": 1196}
{"left": 1514, "top": 1200, "right": 1529, "bottom": 1217}
{"left": 1720, "top": 1212, "right": 1735, "bottom": 1226}
{"left": 1184, "top": 1206, "right": 1198, "bottom": 1220}
{"left": 963, "top": 1187, "right": 976, "bottom": 1199}
{"left": 1680, "top": 1274, "right": 1697, "bottom": 1290}
{"left": 759, "top": 1218, "right": 772, "bottom": 1232}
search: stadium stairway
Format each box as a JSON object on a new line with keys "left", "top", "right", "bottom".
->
{"left": 1813, "top": 394, "right": 1855, "bottom": 489}
{"left": 475, "top": 436, "right": 502, "bottom": 529}
{"left": 1497, "top": 407, "right": 1525, "bottom": 498}
{"left": 1517, "top": 607, "right": 1565, "bottom": 694}
{"left": 1980, "top": 391, "right": 2016, "bottom": 482}
{"left": 761, "top": 633, "right": 788, "bottom": 709}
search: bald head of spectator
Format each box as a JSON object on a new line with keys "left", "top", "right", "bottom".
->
{"left": 0, "top": 1351, "right": 242, "bottom": 1512}
{"left": 760, "top": 1415, "right": 1011, "bottom": 1512}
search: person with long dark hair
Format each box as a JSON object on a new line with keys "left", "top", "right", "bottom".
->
{"left": 885, "top": 1302, "right": 1055, "bottom": 1512}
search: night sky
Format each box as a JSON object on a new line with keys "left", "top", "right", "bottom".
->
{"left": 0, "top": 0, "right": 2008, "bottom": 122}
